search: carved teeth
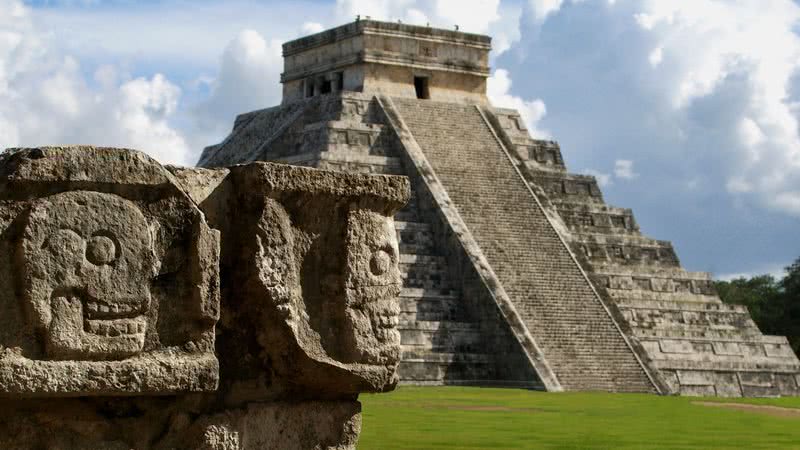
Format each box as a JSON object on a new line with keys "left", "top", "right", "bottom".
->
{"left": 83, "top": 300, "right": 142, "bottom": 319}
{"left": 86, "top": 318, "right": 146, "bottom": 336}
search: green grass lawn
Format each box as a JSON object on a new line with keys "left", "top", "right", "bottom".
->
{"left": 358, "top": 387, "right": 800, "bottom": 449}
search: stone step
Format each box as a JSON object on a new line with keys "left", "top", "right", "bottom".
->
{"left": 608, "top": 291, "right": 720, "bottom": 304}
{"left": 594, "top": 271, "right": 715, "bottom": 297}
{"left": 395, "top": 221, "right": 436, "bottom": 254}
{"left": 399, "top": 320, "right": 484, "bottom": 353}
{"left": 399, "top": 254, "right": 448, "bottom": 268}
{"left": 394, "top": 210, "right": 419, "bottom": 222}
{"left": 622, "top": 308, "right": 758, "bottom": 331}
{"left": 554, "top": 202, "right": 639, "bottom": 235}
{"left": 399, "top": 254, "right": 453, "bottom": 290}
{"left": 400, "top": 287, "right": 459, "bottom": 298}
{"left": 400, "top": 268, "right": 450, "bottom": 290}
{"left": 653, "top": 359, "right": 800, "bottom": 373}
{"left": 523, "top": 170, "right": 604, "bottom": 204}
{"left": 632, "top": 327, "right": 767, "bottom": 341}
{"left": 640, "top": 336, "right": 798, "bottom": 358}
{"left": 401, "top": 350, "right": 492, "bottom": 364}
{"left": 399, "top": 292, "right": 464, "bottom": 322}
{"left": 616, "top": 298, "right": 748, "bottom": 314}
{"left": 398, "top": 355, "right": 494, "bottom": 384}
{"left": 394, "top": 221, "right": 431, "bottom": 232}
{"left": 399, "top": 242, "right": 436, "bottom": 255}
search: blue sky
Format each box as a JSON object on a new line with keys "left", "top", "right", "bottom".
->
{"left": 2, "top": 0, "right": 799, "bottom": 279}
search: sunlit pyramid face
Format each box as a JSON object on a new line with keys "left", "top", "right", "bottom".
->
{"left": 20, "top": 191, "right": 155, "bottom": 360}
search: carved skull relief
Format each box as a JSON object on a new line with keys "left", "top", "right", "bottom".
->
{"left": 343, "top": 208, "right": 402, "bottom": 365}
{"left": 254, "top": 198, "right": 299, "bottom": 320}
{"left": 19, "top": 191, "right": 155, "bottom": 360}
{"left": 251, "top": 199, "right": 401, "bottom": 379}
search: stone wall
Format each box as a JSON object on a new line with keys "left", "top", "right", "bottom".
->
{"left": 0, "top": 146, "right": 409, "bottom": 448}
{"left": 281, "top": 19, "right": 491, "bottom": 104}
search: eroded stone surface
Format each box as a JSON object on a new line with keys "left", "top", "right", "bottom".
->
{"left": 0, "top": 146, "right": 220, "bottom": 396}
{"left": 174, "top": 162, "right": 409, "bottom": 398}
{"left": 0, "top": 148, "right": 408, "bottom": 449}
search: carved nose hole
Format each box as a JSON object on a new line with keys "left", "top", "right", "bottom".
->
{"left": 86, "top": 234, "right": 118, "bottom": 266}
{"left": 369, "top": 248, "right": 393, "bottom": 276}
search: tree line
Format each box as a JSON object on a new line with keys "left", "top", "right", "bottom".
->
{"left": 714, "top": 257, "right": 800, "bottom": 353}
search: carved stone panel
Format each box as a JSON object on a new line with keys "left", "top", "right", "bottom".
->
{"left": 0, "top": 147, "right": 220, "bottom": 397}
{"left": 186, "top": 162, "right": 409, "bottom": 397}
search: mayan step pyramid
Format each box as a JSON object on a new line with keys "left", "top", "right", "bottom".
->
{"left": 199, "top": 19, "right": 800, "bottom": 396}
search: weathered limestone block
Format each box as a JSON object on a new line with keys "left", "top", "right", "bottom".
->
{"left": 174, "top": 162, "right": 410, "bottom": 397}
{"left": 0, "top": 147, "right": 408, "bottom": 449}
{"left": 0, "top": 146, "right": 220, "bottom": 396}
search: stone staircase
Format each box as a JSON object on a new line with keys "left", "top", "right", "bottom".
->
{"left": 489, "top": 106, "right": 800, "bottom": 396}
{"left": 388, "top": 97, "right": 657, "bottom": 393}
{"left": 200, "top": 94, "right": 519, "bottom": 386}
{"left": 393, "top": 190, "right": 529, "bottom": 385}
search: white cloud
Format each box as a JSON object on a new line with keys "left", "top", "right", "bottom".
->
{"left": 528, "top": 0, "right": 566, "bottom": 22}
{"left": 716, "top": 262, "right": 788, "bottom": 281}
{"left": 487, "top": 68, "right": 548, "bottom": 138}
{"left": 434, "top": 0, "right": 500, "bottom": 32}
{"left": 726, "top": 178, "right": 753, "bottom": 194}
{"left": 335, "top": 0, "right": 519, "bottom": 56}
{"left": 301, "top": 22, "right": 325, "bottom": 35}
{"left": 404, "top": 8, "right": 429, "bottom": 25}
{"left": 528, "top": 0, "right": 593, "bottom": 23}
{"left": 0, "top": 0, "right": 190, "bottom": 164}
{"left": 738, "top": 117, "right": 765, "bottom": 149}
{"left": 631, "top": 0, "right": 800, "bottom": 217}
{"left": 614, "top": 159, "right": 638, "bottom": 179}
{"left": 29, "top": 1, "right": 305, "bottom": 67}
{"left": 192, "top": 29, "right": 283, "bottom": 139}
{"left": 582, "top": 168, "right": 612, "bottom": 187}
{"left": 335, "top": 0, "right": 415, "bottom": 23}
{"left": 648, "top": 47, "right": 662, "bottom": 67}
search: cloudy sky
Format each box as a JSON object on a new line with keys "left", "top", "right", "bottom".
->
{"left": 2, "top": 0, "right": 799, "bottom": 279}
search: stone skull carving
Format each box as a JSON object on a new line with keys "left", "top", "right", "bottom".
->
{"left": 19, "top": 191, "right": 155, "bottom": 360}
{"left": 251, "top": 198, "right": 402, "bottom": 391}
{"left": 342, "top": 208, "right": 402, "bottom": 365}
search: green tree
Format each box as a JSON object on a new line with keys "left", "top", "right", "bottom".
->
{"left": 775, "top": 258, "right": 800, "bottom": 353}
{"left": 714, "top": 275, "right": 780, "bottom": 328}
{"left": 715, "top": 257, "right": 800, "bottom": 353}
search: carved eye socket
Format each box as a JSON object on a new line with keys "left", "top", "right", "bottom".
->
{"left": 369, "top": 247, "right": 394, "bottom": 276}
{"left": 86, "top": 234, "right": 118, "bottom": 266}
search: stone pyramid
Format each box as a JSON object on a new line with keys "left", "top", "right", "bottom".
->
{"left": 199, "top": 19, "right": 800, "bottom": 396}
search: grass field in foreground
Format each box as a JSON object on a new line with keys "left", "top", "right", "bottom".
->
{"left": 358, "top": 386, "right": 800, "bottom": 449}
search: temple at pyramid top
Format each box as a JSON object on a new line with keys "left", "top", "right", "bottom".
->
{"left": 280, "top": 19, "right": 491, "bottom": 104}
